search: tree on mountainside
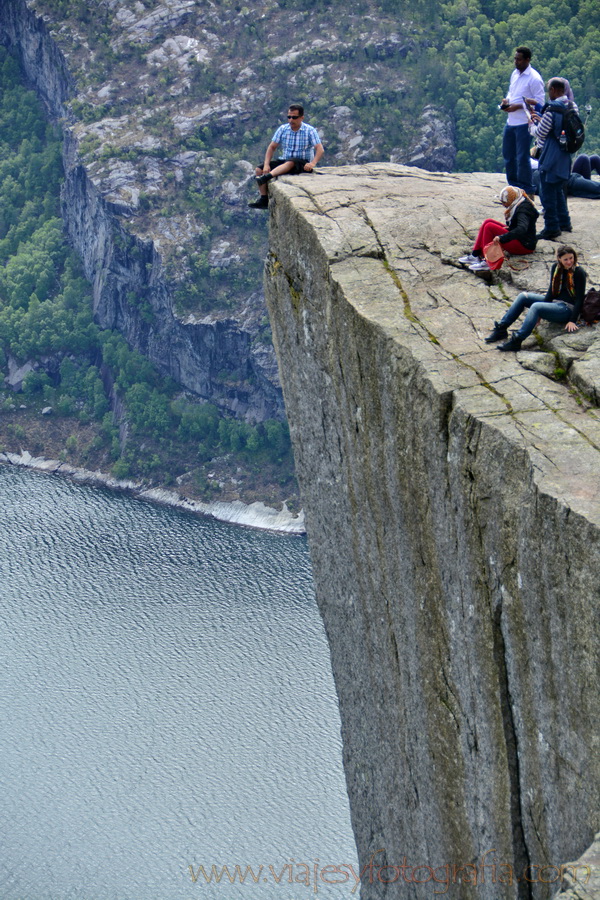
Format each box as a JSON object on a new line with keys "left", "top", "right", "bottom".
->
{"left": 430, "top": 0, "right": 599, "bottom": 171}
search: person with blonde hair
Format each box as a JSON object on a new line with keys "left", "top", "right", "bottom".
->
{"left": 458, "top": 185, "right": 539, "bottom": 271}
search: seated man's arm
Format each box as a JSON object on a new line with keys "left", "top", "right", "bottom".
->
{"left": 304, "top": 142, "right": 324, "bottom": 171}
{"left": 263, "top": 141, "right": 280, "bottom": 172}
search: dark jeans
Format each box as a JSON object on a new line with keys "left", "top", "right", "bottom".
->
{"left": 568, "top": 172, "right": 600, "bottom": 198}
{"left": 572, "top": 154, "right": 600, "bottom": 178}
{"left": 503, "top": 124, "right": 534, "bottom": 194}
{"left": 534, "top": 167, "right": 600, "bottom": 199}
{"left": 539, "top": 170, "right": 571, "bottom": 232}
{"left": 499, "top": 292, "right": 572, "bottom": 339}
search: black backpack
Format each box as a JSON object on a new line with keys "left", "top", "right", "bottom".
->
{"left": 581, "top": 289, "right": 600, "bottom": 324}
{"left": 548, "top": 102, "right": 585, "bottom": 154}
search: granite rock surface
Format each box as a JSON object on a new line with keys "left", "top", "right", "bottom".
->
{"left": 265, "top": 164, "right": 600, "bottom": 899}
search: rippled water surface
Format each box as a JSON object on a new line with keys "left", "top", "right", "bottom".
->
{"left": 0, "top": 467, "right": 357, "bottom": 900}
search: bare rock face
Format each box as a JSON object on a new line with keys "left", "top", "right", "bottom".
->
{"left": 405, "top": 105, "right": 456, "bottom": 171}
{"left": 558, "top": 832, "right": 600, "bottom": 898}
{"left": 265, "top": 164, "right": 599, "bottom": 899}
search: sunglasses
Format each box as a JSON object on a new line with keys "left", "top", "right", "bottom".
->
{"left": 287, "top": 115, "right": 301, "bottom": 119}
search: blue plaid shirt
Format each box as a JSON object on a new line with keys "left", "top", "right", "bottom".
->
{"left": 271, "top": 122, "right": 321, "bottom": 160}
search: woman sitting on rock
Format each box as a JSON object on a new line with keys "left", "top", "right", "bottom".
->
{"left": 458, "top": 186, "right": 539, "bottom": 272}
{"left": 485, "top": 244, "right": 586, "bottom": 352}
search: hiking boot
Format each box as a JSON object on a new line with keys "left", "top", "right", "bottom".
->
{"left": 248, "top": 196, "right": 269, "bottom": 209}
{"left": 497, "top": 334, "right": 523, "bottom": 352}
{"left": 485, "top": 322, "right": 509, "bottom": 343}
{"left": 255, "top": 173, "right": 273, "bottom": 185}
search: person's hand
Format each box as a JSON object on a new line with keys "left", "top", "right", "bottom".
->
{"left": 263, "top": 164, "right": 271, "bottom": 173}
{"left": 304, "top": 162, "right": 314, "bottom": 171}
{"left": 565, "top": 321, "right": 579, "bottom": 332}
{"left": 493, "top": 235, "right": 501, "bottom": 244}
{"left": 531, "top": 111, "right": 541, "bottom": 123}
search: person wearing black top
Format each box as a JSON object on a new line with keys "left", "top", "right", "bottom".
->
{"left": 485, "top": 244, "right": 586, "bottom": 351}
{"left": 459, "top": 185, "right": 539, "bottom": 272}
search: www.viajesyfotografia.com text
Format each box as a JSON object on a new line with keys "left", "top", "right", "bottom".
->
{"left": 188, "top": 848, "right": 591, "bottom": 894}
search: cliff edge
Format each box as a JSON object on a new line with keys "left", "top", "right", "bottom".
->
{"left": 265, "top": 164, "right": 600, "bottom": 899}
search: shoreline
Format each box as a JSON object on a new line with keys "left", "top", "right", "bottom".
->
{"left": 0, "top": 451, "right": 306, "bottom": 535}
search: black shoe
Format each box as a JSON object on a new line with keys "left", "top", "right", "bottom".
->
{"left": 561, "top": 225, "right": 573, "bottom": 232}
{"left": 248, "top": 197, "right": 269, "bottom": 209}
{"left": 255, "top": 173, "right": 273, "bottom": 185}
{"left": 498, "top": 334, "right": 523, "bottom": 352}
{"left": 536, "top": 229, "right": 561, "bottom": 240}
{"left": 485, "top": 321, "right": 509, "bottom": 343}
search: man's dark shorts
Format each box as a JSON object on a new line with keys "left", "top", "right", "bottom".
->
{"left": 257, "top": 158, "right": 310, "bottom": 174}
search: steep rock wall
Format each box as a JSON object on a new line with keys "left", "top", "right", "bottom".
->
{"left": 0, "top": 0, "right": 283, "bottom": 421}
{"left": 265, "top": 165, "right": 600, "bottom": 899}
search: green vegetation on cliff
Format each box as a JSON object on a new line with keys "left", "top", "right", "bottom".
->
{"left": 434, "top": 0, "right": 600, "bottom": 171}
{"left": 30, "top": 0, "right": 599, "bottom": 318}
{"left": 0, "top": 49, "right": 296, "bottom": 507}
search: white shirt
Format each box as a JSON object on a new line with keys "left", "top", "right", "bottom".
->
{"left": 506, "top": 64, "right": 545, "bottom": 126}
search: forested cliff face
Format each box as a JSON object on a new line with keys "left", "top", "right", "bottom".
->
{"left": 265, "top": 167, "right": 600, "bottom": 898}
{"left": 0, "top": 0, "right": 456, "bottom": 427}
{"left": 0, "top": 0, "right": 285, "bottom": 422}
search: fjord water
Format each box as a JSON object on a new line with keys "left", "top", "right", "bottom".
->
{"left": 0, "top": 466, "right": 357, "bottom": 900}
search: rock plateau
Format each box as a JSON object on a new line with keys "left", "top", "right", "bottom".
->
{"left": 265, "top": 164, "right": 600, "bottom": 899}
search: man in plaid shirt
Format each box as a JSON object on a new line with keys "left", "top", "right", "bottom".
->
{"left": 249, "top": 104, "right": 324, "bottom": 209}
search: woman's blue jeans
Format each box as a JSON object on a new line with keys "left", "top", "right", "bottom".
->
{"left": 499, "top": 292, "right": 572, "bottom": 339}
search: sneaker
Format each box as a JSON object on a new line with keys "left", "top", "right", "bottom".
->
{"left": 485, "top": 321, "right": 509, "bottom": 343}
{"left": 497, "top": 334, "right": 523, "bottom": 352}
{"left": 536, "top": 230, "right": 561, "bottom": 240}
{"left": 255, "top": 173, "right": 273, "bottom": 185}
{"left": 458, "top": 254, "right": 479, "bottom": 265}
{"left": 248, "top": 197, "right": 269, "bottom": 209}
{"left": 469, "top": 260, "right": 491, "bottom": 271}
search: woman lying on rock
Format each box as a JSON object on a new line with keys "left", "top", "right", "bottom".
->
{"left": 485, "top": 244, "right": 586, "bottom": 352}
{"left": 458, "top": 186, "right": 539, "bottom": 272}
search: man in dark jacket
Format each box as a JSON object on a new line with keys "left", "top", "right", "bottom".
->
{"left": 532, "top": 79, "right": 573, "bottom": 239}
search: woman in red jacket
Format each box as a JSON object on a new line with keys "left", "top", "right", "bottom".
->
{"left": 458, "top": 186, "right": 539, "bottom": 272}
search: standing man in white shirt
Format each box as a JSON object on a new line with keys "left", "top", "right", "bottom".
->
{"left": 500, "top": 47, "right": 545, "bottom": 196}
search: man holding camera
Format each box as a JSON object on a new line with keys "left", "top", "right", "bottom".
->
{"left": 500, "top": 47, "right": 545, "bottom": 196}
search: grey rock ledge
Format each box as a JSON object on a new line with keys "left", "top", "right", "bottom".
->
{"left": 265, "top": 164, "right": 600, "bottom": 900}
